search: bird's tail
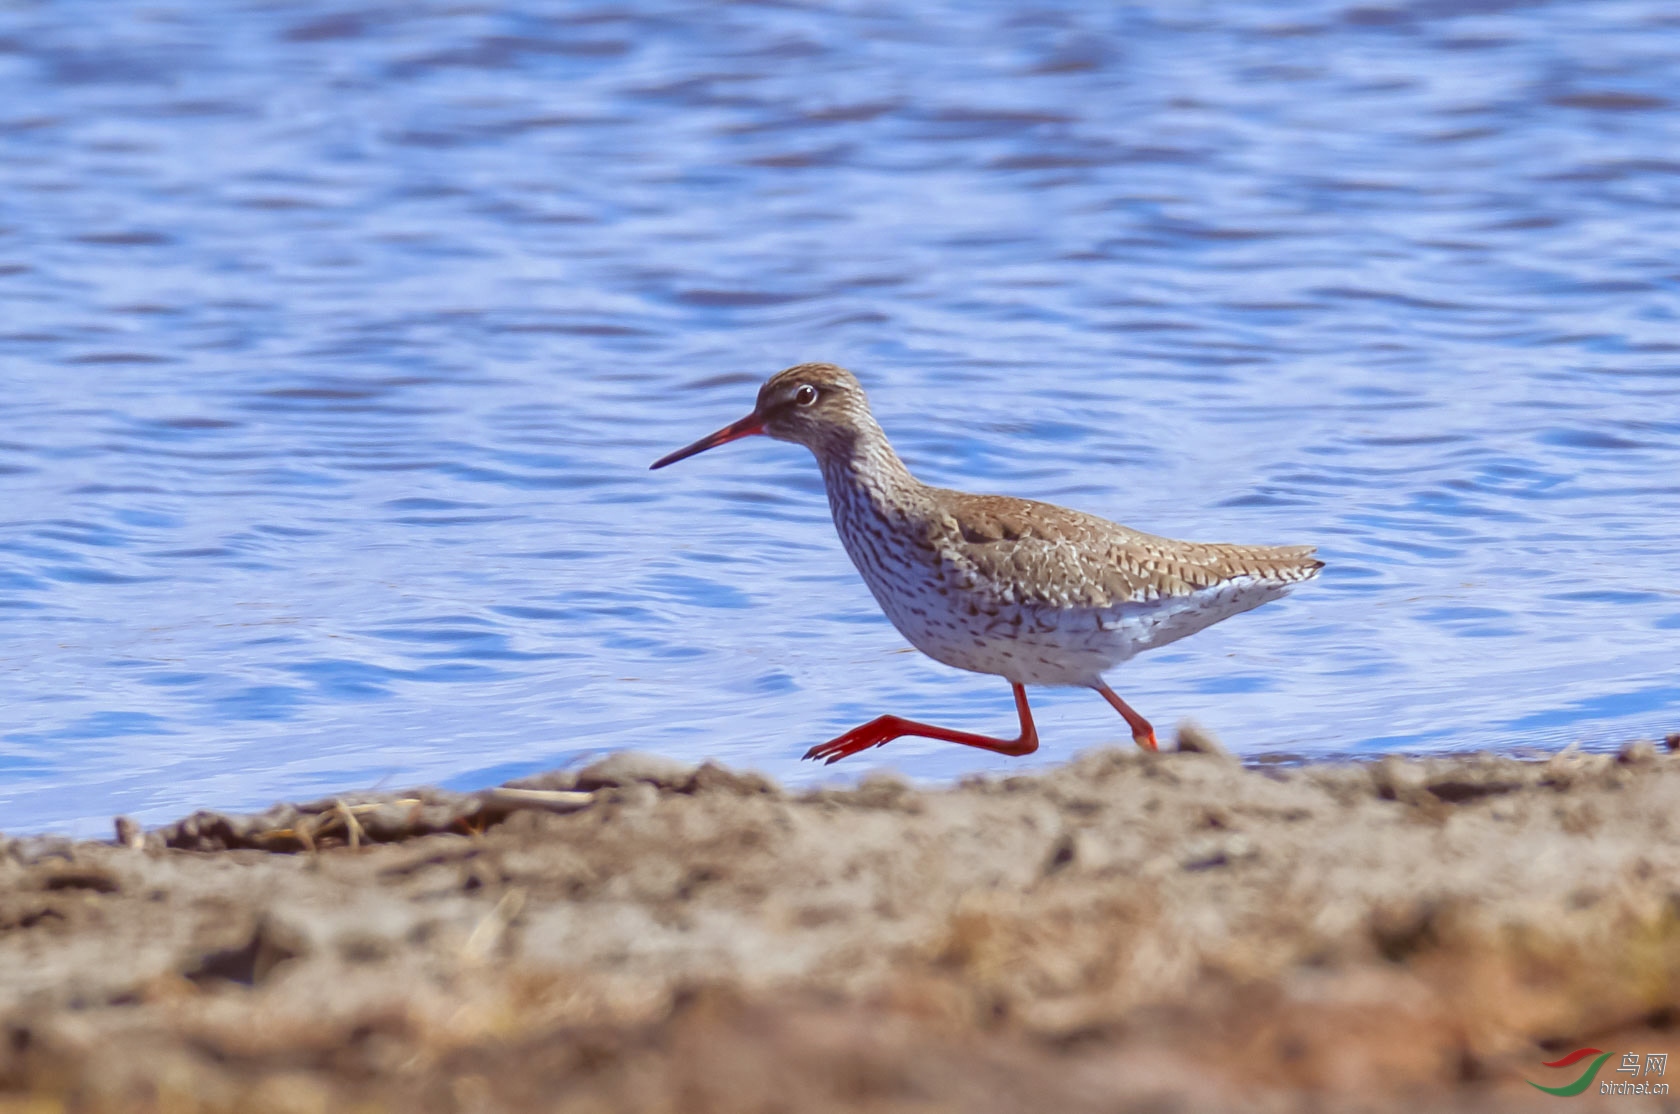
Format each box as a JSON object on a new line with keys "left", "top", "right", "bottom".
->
{"left": 1257, "top": 544, "right": 1323, "bottom": 585}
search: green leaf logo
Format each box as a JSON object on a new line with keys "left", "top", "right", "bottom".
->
{"left": 1527, "top": 1048, "right": 1612, "bottom": 1097}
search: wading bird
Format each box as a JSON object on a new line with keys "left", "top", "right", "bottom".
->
{"left": 652, "top": 364, "right": 1320, "bottom": 763}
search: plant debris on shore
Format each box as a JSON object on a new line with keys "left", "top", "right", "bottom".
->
{"left": 4, "top": 734, "right": 1679, "bottom": 1113}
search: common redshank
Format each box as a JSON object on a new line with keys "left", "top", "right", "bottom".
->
{"left": 651, "top": 364, "right": 1321, "bottom": 763}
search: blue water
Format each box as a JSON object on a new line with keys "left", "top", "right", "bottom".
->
{"left": 3, "top": 1, "right": 1678, "bottom": 835}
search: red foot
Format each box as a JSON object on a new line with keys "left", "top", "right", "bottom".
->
{"left": 1094, "top": 680, "right": 1158, "bottom": 752}
{"left": 803, "top": 716, "right": 908, "bottom": 765}
{"left": 802, "top": 685, "right": 1039, "bottom": 765}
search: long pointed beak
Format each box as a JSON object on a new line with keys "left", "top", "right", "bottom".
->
{"left": 649, "top": 412, "right": 765, "bottom": 470}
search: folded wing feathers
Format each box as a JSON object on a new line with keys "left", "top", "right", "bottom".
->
{"left": 937, "top": 492, "right": 1322, "bottom": 608}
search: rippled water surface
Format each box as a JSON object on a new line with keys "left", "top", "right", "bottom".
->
{"left": 4, "top": 1, "right": 1679, "bottom": 834}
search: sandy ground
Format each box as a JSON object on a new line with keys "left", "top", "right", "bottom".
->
{"left": 3, "top": 729, "right": 1680, "bottom": 1114}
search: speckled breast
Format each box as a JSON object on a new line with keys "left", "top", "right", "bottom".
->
{"left": 824, "top": 485, "right": 1126, "bottom": 686}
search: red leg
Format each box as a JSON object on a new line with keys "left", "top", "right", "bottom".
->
{"left": 803, "top": 684, "right": 1039, "bottom": 765}
{"left": 1093, "top": 680, "right": 1158, "bottom": 752}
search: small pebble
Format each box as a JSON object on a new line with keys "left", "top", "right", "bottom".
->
{"left": 574, "top": 751, "right": 698, "bottom": 791}
{"left": 1617, "top": 739, "right": 1657, "bottom": 766}
{"left": 1174, "top": 720, "right": 1234, "bottom": 760}
{"left": 113, "top": 816, "right": 144, "bottom": 850}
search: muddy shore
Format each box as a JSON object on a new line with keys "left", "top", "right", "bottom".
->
{"left": 4, "top": 731, "right": 1680, "bottom": 1113}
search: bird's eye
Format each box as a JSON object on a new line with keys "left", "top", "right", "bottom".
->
{"left": 794, "top": 384, "right": 818, "bottom": 407}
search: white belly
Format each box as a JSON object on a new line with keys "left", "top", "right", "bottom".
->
{"left": 865, "top": 572, "right": 1293, "bottom": 687}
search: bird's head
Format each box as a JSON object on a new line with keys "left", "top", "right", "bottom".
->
{"left": 650, "top": 363, "right": 873, "bottom": 469}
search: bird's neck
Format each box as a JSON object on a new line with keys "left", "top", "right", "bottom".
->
{"left": 813, "top": 417, "right": 925, "bottom": 523}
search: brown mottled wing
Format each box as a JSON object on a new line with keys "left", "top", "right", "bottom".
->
{"left": 929, "top": 492, "right": 1322, "bottom": 608}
